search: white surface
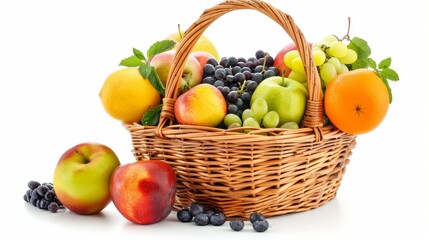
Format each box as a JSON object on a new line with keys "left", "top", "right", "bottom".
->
{"left": 1, "top": 0, "right": 428, "bottom": 239}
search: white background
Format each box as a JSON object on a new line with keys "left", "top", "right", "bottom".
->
{"left": 1, "top": 0, "right": 428, "bottom": 239}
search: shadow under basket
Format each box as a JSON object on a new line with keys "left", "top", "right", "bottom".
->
{"left": 123, "top": 0, "right": 357, "bottom": 219}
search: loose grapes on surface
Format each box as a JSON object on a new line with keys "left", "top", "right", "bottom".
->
{"left": 23, "top": 180, "right": 64, "bottom": 213}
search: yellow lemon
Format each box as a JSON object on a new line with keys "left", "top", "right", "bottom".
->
{"left": 99, "top": 67, "right": 161, "bottom": 123}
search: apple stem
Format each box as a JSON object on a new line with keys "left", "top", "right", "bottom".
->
{"left": 75, "top": 150, "right": 90, "bottom": 164}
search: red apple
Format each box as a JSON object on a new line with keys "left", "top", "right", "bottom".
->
{"left": 110, "top": 160, "right": 177, "bottom": 225}
{"left": 273, "top": 43, "right": 297, "bottom": 77}
{"left": 53, "top": 143, "right": 121, "bottom": 215}
{"left": 190, "top": 51, "right": 215, "bottom": 68}
{"left": 150, "top": 50, "right": 202, "bottom": 94}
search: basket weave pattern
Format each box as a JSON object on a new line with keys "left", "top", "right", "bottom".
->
{"left": 124, "top": 0, "right": 357, "bottom": 218}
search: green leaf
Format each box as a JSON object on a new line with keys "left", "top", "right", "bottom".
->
{"left": 378, "top": 57, "right": 391, "bottom": 69}
{"left": 380, "top": 68, "right": 400, "bottom": 81}
{"left": 119, "top": 55, "right": 143, "bottom": 67}
{"left": 141, "top": 104, "right": 163, "bottom": 126}
{"left": 133, "top": 48, "right": 146, "bottom": 60}
{"left": 138, "top": 62, "right": 152, "bottom": 78}
{"left": 366, "top": 58, "right": 377, "bottom": 69}
{"left": 348, "top": 37, "right": 372, "bottom": 59}
{"left": 147, "top": 40, "right": 176, "bottom": 59}
{"left": 138, "top": 63, "right": 165, "bottom": 96}
{"left": 351, "top": 59, "right": 368, "bottom": 69}
{"left": 379, "top": 74, "right": 393, "bottom": 103}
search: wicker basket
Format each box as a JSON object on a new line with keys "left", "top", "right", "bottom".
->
{"left": 124, "top": 0, "right": 357, "bottom": 219}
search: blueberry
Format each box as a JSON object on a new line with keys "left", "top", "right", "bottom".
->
{"left": 252, "top": 219, "right": 269, "bottom": 232}
{"left": 249, "top": 212, "right": 265, "bottom": 223}
{"left": 210, "top": 212, "right": 226, "bottom": 226}
{"left": 190, "top": 203, "right": 204, "bottom": 216}
{"left": 229, "top": 220, "right": 245, "bottom": 231}
{"left": 204, "top": 209, "right": 215, "bottom": 219}
{"left": 177, "top": 209, "right": 193, "bottom": 222}
{"left": 194, "top": 213, "right": 210, "bottom": 226}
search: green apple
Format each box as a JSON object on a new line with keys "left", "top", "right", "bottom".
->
{"left": 251, "top": 76, "right": 308, "bottom": 126}
{"left": 53, "top": 143, "right": 121, "bottom": 215}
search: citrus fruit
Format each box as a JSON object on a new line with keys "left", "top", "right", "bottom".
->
{"left": 324, "top": 69, "right": 389, "bottom": 134}
{"left": 99, "top": 67, "right": 161, "bottom": 123}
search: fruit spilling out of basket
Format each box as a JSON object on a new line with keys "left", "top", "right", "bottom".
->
{"left": 25, "top": 0, "right": 401, "bottom": 231}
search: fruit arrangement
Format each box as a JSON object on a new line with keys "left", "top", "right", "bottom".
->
{"left": 24, "top": 0, "right": 401, "bottom": 232}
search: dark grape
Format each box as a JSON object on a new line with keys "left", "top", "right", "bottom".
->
{"left": 234, "top": 72, "right": 245, "bottom": 83}
{"left": 263, "top": 69, "right": 276, "bottom": 78}
{"left": 265, "top": 55, "right": 274, "bottom": 67}
{"left": 268, "top": 66, "right": 279, "bottom": 76}
{"left": 227, "top": 104, "right": 238, "bottom": 114}
{"left": 231, "top": 66, "right": 242, "bottom": 75}
{"left": 203, "top": 64, "right": 216, "bottom": 76}
{"left": 228, "top": 56, "right": 238, "bottom": 67}
{"left": 253, "top": 65, "right": 264, "bottom": 73}
{"left": 246, "top": 80, "right": 258, "bottom": 92}
{"left": 252, "top": 72, "right": 263, "bottom": 83}
{"left": 195, "top": 213, "right": 210, "bottom": 226}
{"left": 202, "top": 76, "right": 216, "bottom": 85}
{"left": 206, "top": 57, "right": 218, "bottom": 66}
{"left": 227, "top": 91, "right": 239, "bottom": 103}
{"left": 45, "top": 190, "right": 56, "bottom": 201}
{"left": 48, "top": 202, "right": 59, "bottom": 213}
{"left": 214, "top": 68, "right": 226, "bottom": 80}
{"left": 28, "top": 180, "right": 40, "bottom": 190}
{"left": 255, "top": 49, "right": 265, "bottom": 59}
{"left": 241, "top": 91, "right": 251, "bottom": 103}
{"left": 213, "top": 80, "right": 224, "bottom": 87}
{"left": 36, "top": 185, "right": 49, "bottom": 197}
{"left": 225, "top": 75, "right": 235, "bottom": 83}
{"left": 219, "top": 57, "right": 229, "bottom": 67}
{"left": 236, "top": 98, "right": 244, "bottom": 109}
{"left": 237, "top": 57, "right": 246, "bottom": 63}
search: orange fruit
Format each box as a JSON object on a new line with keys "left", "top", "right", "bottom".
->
{"left": 324, "top": 69, "right": 389, "bottom": 134}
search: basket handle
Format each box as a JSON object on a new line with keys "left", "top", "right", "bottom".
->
{"left": 156, "top": 0, "right": 323, "bottom": 136}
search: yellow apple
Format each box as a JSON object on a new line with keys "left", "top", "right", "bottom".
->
{"left": 167, "top": 31, "right": 220, "bottom": 61}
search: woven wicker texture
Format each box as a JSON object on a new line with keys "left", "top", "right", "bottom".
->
{"left": 124, "top": 0, "right": 357, "bottom": 219}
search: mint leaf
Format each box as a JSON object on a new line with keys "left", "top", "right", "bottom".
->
{"left": 351, "top": 58, "right": 368, "bottom": 69}
{"left": 147, "top": 40, "right": 176, "bottom": 59}
{"left": 366, "top": 58, "right": 377, "bottom": 69}
{"left": 378, "top": 57, "right": 391, "bottom": 69}
{"left": 138, "top": 62, "right": 152, "bottom": 78}
{"left": 133, "top": 48, "right": 146, "bottom": 60}
{"left": 141, "top": 104, "right": 163, "bottom": 126}
{"left": 348, "top": 37, "right": 371, "bottom": 59}
{"left": 379, "top": 74, "right": 393, "bottom": 103}
{"left": 380, "top": 68, "right": 399, "bottom": 81}
{"left": 138, "top": 63, "right": 165, "bottom": 96}
{"left": 119, "top": 55, "right": 143, "bottom": 67}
